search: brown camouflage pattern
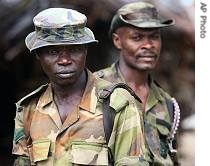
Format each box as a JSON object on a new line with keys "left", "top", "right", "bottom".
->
{"left": 13, "top": 70, "right": 149, "bottom": 165}
{"left": 25, "top": 8, "right": 97, "bottom": 52}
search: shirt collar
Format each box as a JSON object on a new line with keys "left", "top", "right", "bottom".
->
{"left": 113, "top": 63, "right": 164, "bottom": 110}
{"left": 145, "top": 76, "right": 165, "bottom": 111}
{"left": 36, "top": 83, "right": 53, "bottom": 109}
{"left": 149, "top": 76, "right": 164, "bottom": 102}
{"left": 79, "top": 69, "right": 97, "bottom": 113}
{"left": 113, "top": 61, "right": 127, "bottom": 83}
{"left": 36, "top": 69, "right": 98, "bottom": 113}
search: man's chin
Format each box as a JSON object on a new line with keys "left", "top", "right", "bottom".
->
{"left": 137, "top": 66, "right": 155, "bottom": 72}
{"left": 55, "top": 78, "right": 76, "bottom": 87}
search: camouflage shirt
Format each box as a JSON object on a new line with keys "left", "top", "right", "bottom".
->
{"left": 95, "top": 62, "right": 175, "bottom": 165}
{"left": 13, "top": 70, "right": 149, "bottom": 166}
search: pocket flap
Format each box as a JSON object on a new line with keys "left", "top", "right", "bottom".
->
{"left": 32, "top": 139, "right": 51, "bottom": 162}
{"left": 70, "top": 141, "right": 109, "bottom": 165}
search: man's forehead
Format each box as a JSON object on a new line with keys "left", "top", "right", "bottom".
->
{"left": 116, "top": 26, "right": 161, "bottom": 34}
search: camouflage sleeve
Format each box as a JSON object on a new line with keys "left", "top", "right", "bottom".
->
{"left": 108, "top": 89, "right": 150, "bottom": 165}
{"left": 13, "top": 156, "right": 31, "bottom": 166}
{"left": 12, "top": 105, "right": 31, "bottom": 165}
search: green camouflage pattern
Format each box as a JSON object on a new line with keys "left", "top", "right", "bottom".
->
{"left": 94, "top": 63, "right": 175, "bottom": 165}
{"left": 109, "top": 2, "right": 174, "bottom": 36}
{"left": 13, "top": 156, "right": 31, "bottom": 166}
{"left": 35, "top": 26, "right": 86, "bottom": 42}
{"left": 25, "top": 8, "right": 97, "bottom": 52}
{"left": 13, "top": 70, "right": 149, "bottom": 165}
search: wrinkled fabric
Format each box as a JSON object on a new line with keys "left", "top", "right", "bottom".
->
{"left": 95, "top": 62, "right": 175, "bottom": 165}
{"left": 13, "top": 70, "right": 149, "bottom": 166}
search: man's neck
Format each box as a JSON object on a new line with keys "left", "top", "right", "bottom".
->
{"left": 52, "top": 70, "right": 87, "bottom": 99}
{"left": 118, "top": 62, "right": 150, "bottom": 108}
{"left": 51, "top": 70, "right": 87, "bottom": 123}
{"left": 118, "top": 61, "right": 149, "bottom": 86}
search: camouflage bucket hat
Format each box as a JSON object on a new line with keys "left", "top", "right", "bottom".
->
{"left": 109, "top": 2, "right": 175, "bottom": 35}
{"left": 25, "top": 8, "right": 98, "bottom": 52}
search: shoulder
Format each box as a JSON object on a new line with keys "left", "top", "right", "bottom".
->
{"left": 94, "top": 63, "right": 116, "bottom": 79}
{"left": 110, "top": 87, "right": 137, "bottom": 111}
{"left": 93, "top": 74, "right": 112, "bottom": 91}
{"left": 97, "top": 82, "right": 138, "bottom": 112}
{"left": 94, "top": 75, "right": 134, "bottom": 101}
{"left": 16, "top": 84, "right": 48, "bottom": 111}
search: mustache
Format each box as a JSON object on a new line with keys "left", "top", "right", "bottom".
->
{"left": 136, "top": 50, "right": 157, "bottom": 57}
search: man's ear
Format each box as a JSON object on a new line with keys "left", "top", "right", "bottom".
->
{"left": 112, "top": 33, "right": 122, "bottom": 49}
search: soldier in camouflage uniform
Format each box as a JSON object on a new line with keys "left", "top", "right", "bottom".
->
{"left": 95, "top": 2, "right": 180, "bottom": 166}
{"left": 12, "top": 8, "right": 150, "bottom": 165}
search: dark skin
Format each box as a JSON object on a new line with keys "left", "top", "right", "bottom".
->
{"left": 36, "top": 44, "right": 88, "bottom": 123}
{"left": 113, "top": 26, "right": 161, "bottom": 108}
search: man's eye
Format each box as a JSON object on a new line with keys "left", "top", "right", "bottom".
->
{"left": 71, "top": 47, "right": 83, "bottom": 52}
{"left": 71, "top": 48, "right": 80, "bottom": 52}
{"left": 48, "top": 50, "right": 59, "bottom": 55}
{"left": 153, "top": 35, "right": 160, "bottom": 39}
{"left": 69, "top": 47, "right": 85, "bottom": 54}
{"left": 151, "top": 34, "right": 160, "bottom": 40}
{"left": 131, "top": 36, "right": 143, "bottom": 41}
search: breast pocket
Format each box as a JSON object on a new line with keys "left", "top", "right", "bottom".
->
{"left": 32, "top": 139, "right": 51, "bottom": 162}
{"left": 69, "top": 141, "right": 109, "bottom": 165}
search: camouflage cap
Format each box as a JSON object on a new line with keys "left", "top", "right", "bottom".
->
{"left": 25, "top": 8, "right": 98, "bottom": 52}
{"left": 109, "top": 1, "right": 175, "bottom": 35}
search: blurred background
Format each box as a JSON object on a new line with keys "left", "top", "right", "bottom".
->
{"left": 0, "top": 0, "right": 194, "bottom": 165}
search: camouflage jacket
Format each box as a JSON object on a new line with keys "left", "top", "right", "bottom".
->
{"left": 13, "top": 70, "right": 149, "bottom": 166}
{"left": 95, "top": 62, "right": 177, "bottom": 165}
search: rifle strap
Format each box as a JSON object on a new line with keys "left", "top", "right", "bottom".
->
{"left": 165, "top": 98, "right": 174, "bottom": 122}
{"left": 100, "top": 83, "right": 142, "bottom": 142}
{"left": 100, "top": 83, "right": 142, "bottom": 165}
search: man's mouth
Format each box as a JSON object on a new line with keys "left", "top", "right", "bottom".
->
{"left": 56, "top": 71, "right": 75, "bottom": 78}
{"left": 137, "top": 55, "right": 156, "bottom": 60}
{"left": 137, "top": 52, "right": 157, "bottom": 60}
{"left": 139, "top": 55, "right": 156, "bottom": 58}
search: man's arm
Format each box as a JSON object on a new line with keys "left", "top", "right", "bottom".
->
{"left": 107, "top": 88, "right": 150, "bottom": 165}
{"left": 12, "top": 107, "right": 32, "bottom": 166}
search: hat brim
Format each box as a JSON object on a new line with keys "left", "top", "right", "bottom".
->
{"left": 120, "top": 15, "right": 175, "bottom": 28}
{"left": 25, "top": 27, "right": 98, "bottom": 52}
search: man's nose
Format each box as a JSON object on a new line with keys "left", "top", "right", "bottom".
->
{"left": 141, "top": 38, "right": 153, "bottom": 49}
{"left": 57, "top": 51, "right": 72, "bottom": 65}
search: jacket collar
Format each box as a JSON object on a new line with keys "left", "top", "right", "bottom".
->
{"left": 145, "top": 77, "right": 164, "bottom": 111}
{"left": 113, "top": 62, "right": 164, "bottom": 111}
{"left": 36, "top": 69, "right": 98, "bottom": 114}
